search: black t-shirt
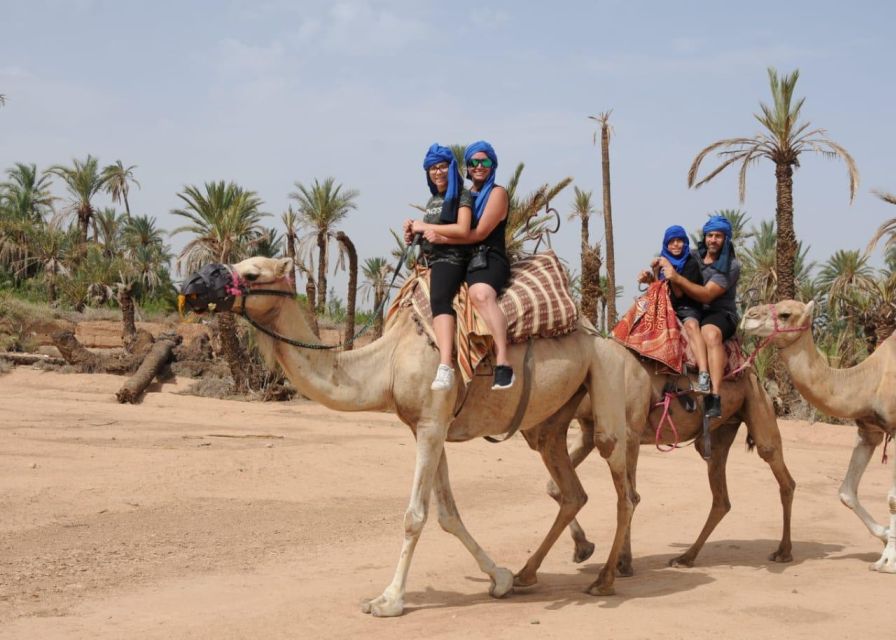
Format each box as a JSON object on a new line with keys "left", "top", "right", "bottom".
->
{"left": 670, "top": 254, "right": 702, "bottom": 312}
{"left": 421, "top": 189, "right": 474, "bottom": 265}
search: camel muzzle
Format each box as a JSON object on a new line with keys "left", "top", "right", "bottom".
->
{"left": 179, "top": 263, "right": 243, "bottom": 314}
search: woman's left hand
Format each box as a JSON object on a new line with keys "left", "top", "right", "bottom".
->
{"left": 424, "top": 229, "right": 446, "bottom": 243}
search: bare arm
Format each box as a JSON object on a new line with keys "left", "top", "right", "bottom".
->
{"left": 659, "top": 257, "right": 725, "bottom": 304}
{"left": 430, "top": 187, "right": 508, "bottom": 245}
{"left": 410, "top": 206, "right": 472, "bottom": 238}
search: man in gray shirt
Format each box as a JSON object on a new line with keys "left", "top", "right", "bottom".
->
{"left": 658, "top": 215, "right": 740, "bottom": 417}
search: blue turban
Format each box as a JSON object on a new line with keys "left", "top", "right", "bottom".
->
{"left": 463, "top": 140, "right": 498, "bottom": 222}
{"left": 700, "top": 215, "right": 734, "bottom": 273}
{"left": 423, "top": 143, "right": 462, "bottom": 223}
{"left": 658, "top": 225, "right": 690, "bottom": 280}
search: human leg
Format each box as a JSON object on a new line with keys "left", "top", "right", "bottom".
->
{"left": 429, "top": 261, "right": 466, "bottom": 389}
{"left": 682, "top": 316, "right": 710, "bottom": 391}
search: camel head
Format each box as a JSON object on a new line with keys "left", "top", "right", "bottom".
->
{"left": 180, "top": 257, "right": 294, "bottom": 316}
{"left": 741, "top": 299, "right": 815, "bottom": 347}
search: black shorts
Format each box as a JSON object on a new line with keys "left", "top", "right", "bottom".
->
{"left": 466, "top": 255, "right": 510, "bottom": 295}
{"left": 700, "top": 310, "right": 738, "bottom": 341}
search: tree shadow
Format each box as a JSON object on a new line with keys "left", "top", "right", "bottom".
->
{"left": 400, "top": 538, "right": 845, "bottom": 615}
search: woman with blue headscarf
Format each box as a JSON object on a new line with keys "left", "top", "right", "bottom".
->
{"left": 656, "top": 215, "right": 742, "bottom": 417}
{"left": 406, "top": 140, "right": 514, "bottom": 390}
{"left": 403, "top": 143, "right": 475, "bottom": 392}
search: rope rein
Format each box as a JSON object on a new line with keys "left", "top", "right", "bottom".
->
{"left": 236, "top": 236, "right": 420, "bottom": 351}
{"left": 724, "top": 304, "right": 810, "bottom": 380}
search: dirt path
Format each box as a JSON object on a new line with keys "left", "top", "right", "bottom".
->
{"left": 0, "top": 368, "right": 892, "bottom": 639}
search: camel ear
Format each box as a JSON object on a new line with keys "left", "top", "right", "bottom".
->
{"left": 276, "top": 257, "right": 294, "bottom": 279}
{"left": 804, "top": 300, "right": 816, "bottom": 318}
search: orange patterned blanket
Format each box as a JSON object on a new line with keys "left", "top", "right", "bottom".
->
{"left": 612, "top": 281, "right": 746, "bottom": 377}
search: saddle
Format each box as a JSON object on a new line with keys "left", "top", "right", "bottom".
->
{"left": 612, "top": 281, "right": 747, "bottom": 378}
{"left": 386, "top": 250, "right": 579, "bottom": 385}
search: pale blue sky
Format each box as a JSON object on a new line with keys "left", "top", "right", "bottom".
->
{"left": 2, "top": 0, "right": 895, "bottom": 302}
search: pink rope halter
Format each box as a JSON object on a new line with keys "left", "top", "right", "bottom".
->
{"left": 725, "top": 304, "right": 811, "bottom": 380}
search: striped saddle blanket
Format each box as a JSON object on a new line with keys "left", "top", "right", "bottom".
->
{"left": 386, "top": 250, "right": 579, "bottom": 385}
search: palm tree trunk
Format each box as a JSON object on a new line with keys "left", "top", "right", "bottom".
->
{"left": 336, "top": 232, "right": 358, "bottom": 351}
{"left": 600, "top": 120, "right": 617, "bottom": 327}
{"left": 581, "top": 243, "right": 601, "bottom": 326}
{"left": 216, "top": 312, "right": 249, "bottom": 393}
{"left": 373, "top": 289, "right": 385, "bottom": 339}
{"left": 123, "top": 194, "right": 131, "bottom": 218}
{"left": 116, "top": 283, "right": 137, "bottom": 347}
{"left": 316, "top": 231, "right": 327, "bottom": 312}
{"left": 78, "top": 205, "right": 91, "bottom": 246}
{"left": 285, "top": 231, "right": 297, "bottom": 294}
{"left": 775, "top": 162, "right": 796, "bottom": 300}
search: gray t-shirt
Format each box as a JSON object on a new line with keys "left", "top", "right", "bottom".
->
{"left": 692, "top": 248, "right": 741, "bottom": 318}
{"left": 421, "top": 189, "right": 474, "bottom": 266}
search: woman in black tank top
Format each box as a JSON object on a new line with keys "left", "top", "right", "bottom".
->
{"left": 422, "top": 140, "right": 513, "bottom": 390}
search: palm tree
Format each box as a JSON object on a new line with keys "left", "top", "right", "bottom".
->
{"left": 172, "top": 181, "right": 268, "bottom": 392}
{"left": 47, "top": 155, "right": 110, "bottom": 247}
{"left": 1, "top": 162, "right": 55, "bottom": 223}
{"left": 361, "top": 256, "right": 393, "bottom": 339}
{"left": 740, "top": 219, "right": 812, "bottom": 303}
{"left": 688, "top": 68, "right": 859, "bottom": 301}
{"left": 11, "top": 214, "right": 74, "bottom": 303}
{"left": 816, "top": 249, "right": 877, "bottom": 315}
{"left": 93, "top": 207, "right": 124, "bottom": 257}
{"left": 568, "top": 187, "right": 602, "bottom": 324}
{"left": 289, "top": 177, "right": 358, "bottom": 312}
{"left": 589, "top": 111, "right": 617, "bottom": 326}
{"left": 503, "top": 162, "right": 573, "bottom": 258}
{"left": 102, "top": 160, "right": 140, "bottom": 218}
{"left": 121, "top": 214, "right": 171, "bottom": 298}
{"left": 866, "top": 189, "right": 896, "bottom": 254}
{"left": 280, "top": 206, "right": 301, "bottom": 293}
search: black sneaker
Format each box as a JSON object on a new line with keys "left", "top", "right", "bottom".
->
{"left": 704, "top": 394, "right": 722, "bottom": 418}
{"left": 492, "top": 365, "right": 515, "bottom": 390}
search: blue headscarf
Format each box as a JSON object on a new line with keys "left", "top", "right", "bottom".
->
{"left": 423, "top": 143, "right": 462, "bottom": 223}
{"left": 658, "top": 225, "right": 690, "bottom": 280}
{"left": 699, "top": 215, "right": 734, "bottom": 274}
{"left": 463, "top": 140, "right": 498, "bottom": 222}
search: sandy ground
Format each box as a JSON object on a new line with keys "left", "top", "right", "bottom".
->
{"left": 0, "top": 367, "right": 893, "bottom": 640}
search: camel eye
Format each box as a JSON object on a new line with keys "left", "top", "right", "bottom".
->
{"left": 779, "top": 312, "right": 791, "bottom": 319}
{"left": 244, "top": 272, "right": 259, "bottom": 282}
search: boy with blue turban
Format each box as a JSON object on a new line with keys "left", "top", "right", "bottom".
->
{"left": 657, "top": 215, "right": 741, "bottom": 417}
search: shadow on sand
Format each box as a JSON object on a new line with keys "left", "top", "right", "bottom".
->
{"left": 401, "top": 538, "right": 844, "bottom": 615}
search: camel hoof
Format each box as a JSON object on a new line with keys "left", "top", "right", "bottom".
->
{"left": 768, "top": 549, "right": 793, "bottom": 563}
{"left": 361, "top": 594, "right": 404, "bottom": 617}
{"left": 668, "top": 555, "right": 695, "bottom": 568}
{"left": 513, "top": 572, "right": 538, "bottom": 589}
{"left": 616, "top": 562, "right": 634, "bottom": 578}
{"left": 573, "top": 541, "right": 596, "bottom": 564}
{"left": 490, "top": 567, "right": 514, "bottom": 598}
{"left": 585, "top": 582, "right": 615, "bottom": 597}
{"left": 870, "top": 546, "right": 896, "bottom": 573}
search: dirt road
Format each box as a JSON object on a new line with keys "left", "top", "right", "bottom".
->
{"left": 0, "top": 368, "right": 892, "bottom": 639}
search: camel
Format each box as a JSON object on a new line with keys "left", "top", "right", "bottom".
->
{"left": 513, "top": 337, "right": 796, "bottom": 587}
{"left": 181, "top": 256, "right": 633, "bottom": 617}
{"left": 742, "top": 299, "right": 896, "bottom": 573}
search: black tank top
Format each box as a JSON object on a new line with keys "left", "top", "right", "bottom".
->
{"left": 471, "top": 186, "right": 509, "bottom": 265}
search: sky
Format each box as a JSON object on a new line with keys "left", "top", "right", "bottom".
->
{"left": 2, "top": 0, "right": 895, "bottom": 304}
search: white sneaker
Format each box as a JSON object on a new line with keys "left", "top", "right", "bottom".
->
{"left": 430, "top": 364, "right": 455, "bottom": 391}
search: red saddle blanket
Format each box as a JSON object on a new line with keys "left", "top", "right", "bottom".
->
{"left": 611, "top": 281, "right": 746, "bottom": 377}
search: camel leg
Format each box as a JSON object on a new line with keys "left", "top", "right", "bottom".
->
{"left": 515, "top": 389, "right": 590, "bottom": 588}
{"left": 616, "top": 430, "right": 641, "bottom": 577}
{"left": 741, "top": 375, "right": 796, "bottom": 563}
{"left": 544, "top": 417, "right": 597, "bottom": 564}
{"left": 839, "top": 423, "right": 888, "bottom": 544}
{"left": 430, "top": 449, "right": 515, "bottom": 594}
{"left": 361, "top": 402, "right": 452, "bottom": 617}
{"left": 669, "top": 420, "right": 740, "bottom": 568}
{"left": 871, "top": 437, "right": 896, "bottom": 573}
{"left": 583, "top": 373, "right": 634, "bottom": 597}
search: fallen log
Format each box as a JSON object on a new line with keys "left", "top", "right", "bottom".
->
{"left": 0, "top": 351, "right": 66, "bottom": 366}
{"left": 116, "top": 334, "right": 182, "bottom": 404}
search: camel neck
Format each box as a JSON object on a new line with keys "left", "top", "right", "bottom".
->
{"left": 258, "top": 298, "right": 396, "bottom": 412}
{"left": 780, "top": 330, "right": 879, "bottom": 420}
